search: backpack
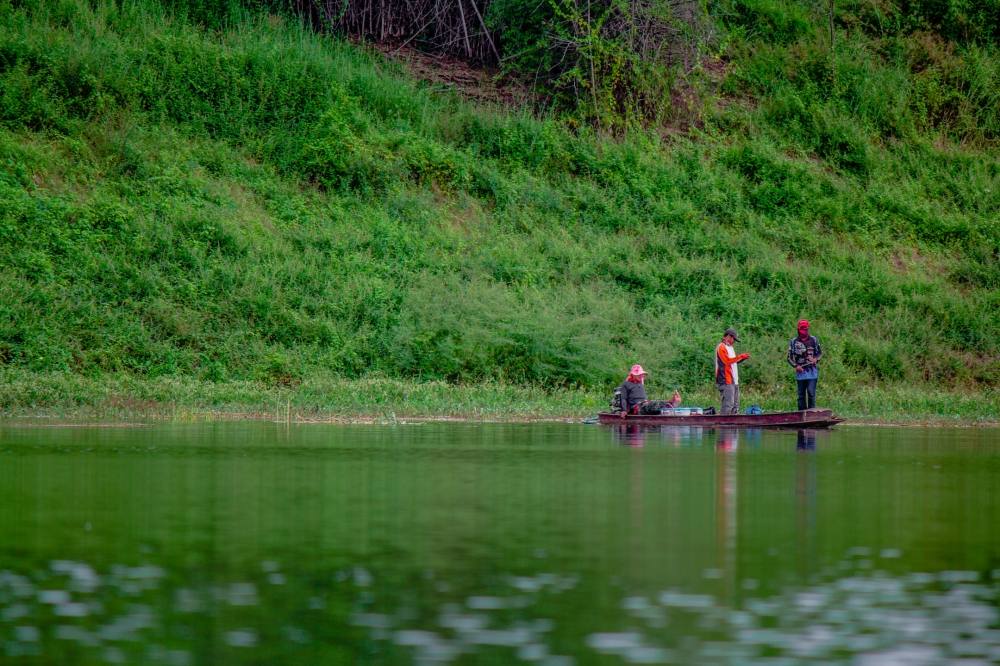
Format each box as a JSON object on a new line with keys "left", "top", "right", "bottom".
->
{"left": 610, "top": 387, "right": 624, "bottom": 412}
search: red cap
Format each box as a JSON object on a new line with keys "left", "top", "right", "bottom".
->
{"left": 629, "top": 364, "right": 647, "bottom": 376}
{"left": 797, "top": 319, "right": 810, "bottom": 331}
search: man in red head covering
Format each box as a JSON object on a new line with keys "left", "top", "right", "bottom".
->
{"left": 787, "top": 320, "right": 823, "bottom": 410}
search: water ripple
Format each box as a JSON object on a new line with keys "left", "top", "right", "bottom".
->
{"left": 0, "top": 553, "right": 998, "bottom": 664}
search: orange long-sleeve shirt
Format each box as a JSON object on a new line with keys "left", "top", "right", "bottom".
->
{"left": 715, "top": 342, "right": 749, "bottom": 385}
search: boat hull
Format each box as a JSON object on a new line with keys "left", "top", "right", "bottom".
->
{"left": 597, "top": 408, "right": 843, "bottom": 429}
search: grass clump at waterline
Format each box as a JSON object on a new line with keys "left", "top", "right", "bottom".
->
{"left": 0, "top": 0, "right": 997, "bottom": 422}
{"left": 0, "top": 371, "right": 600, "bottom": 422}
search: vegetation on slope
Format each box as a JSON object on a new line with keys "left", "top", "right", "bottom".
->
{"left": 0, "top": 0, "right": 997, "bottom": 417}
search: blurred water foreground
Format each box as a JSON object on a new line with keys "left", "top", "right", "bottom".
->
{"left": 1, "top": 422, "right": 998, "bottom": 664}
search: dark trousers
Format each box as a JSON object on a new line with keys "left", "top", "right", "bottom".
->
{"left": 797, "top": 378, "right": 817, "bottom": 410}
{"left": 638, "top": 399, "right": 678, "bottom": 415}
{"left": 717, "top": 384, "right": 739, "bottom": 415}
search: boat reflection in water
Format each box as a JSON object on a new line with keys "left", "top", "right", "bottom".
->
{"left": 609, "top": 424, "right": 767, "bottom": 449}
{"left": 610, "top": 423, "right": 648, "bottom": 447}
{"left": 608, "top": 424, "right": 824, "bottom": 604}
{"left": 608, "top": 423, "right": 707, "bottom": 448}
{"left": 713, "top": 428, "right": 762, "bottom": 450}
{"left": 657, "top": 425, "right": 702, "bottom": 447}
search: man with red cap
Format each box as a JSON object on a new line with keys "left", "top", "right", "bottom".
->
{"left": 787, "top": 320, "right": 823, "bottom": 410}
{"left": 616, "top": 364, "right": 681, "bottom": 418}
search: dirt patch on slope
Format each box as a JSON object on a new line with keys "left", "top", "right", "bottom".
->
{"left": 375, "top": 44, "right": 534, "bottom": 108}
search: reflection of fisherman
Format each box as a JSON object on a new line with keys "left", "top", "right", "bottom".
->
{"left": 716, "top": 429, "right": 739, "bottom": 451}
{"left": 617, "top": 364, "right": 681, "bottom": 418}
{"left": 788, "top": 320, "right": 823, "bottom": 410}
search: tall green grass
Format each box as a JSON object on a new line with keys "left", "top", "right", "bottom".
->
{"left": 0, "top": 369, "right": 995, "bottom": 423}
{"left": 0, "top": 0, "right": 997, "bottom": 419}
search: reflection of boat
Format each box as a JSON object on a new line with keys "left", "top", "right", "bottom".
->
{"left": 598, "top": 408, "right": 843, "bottom": 429}
{"left": 611, "top": 423, "right": 647, "bottom": 447}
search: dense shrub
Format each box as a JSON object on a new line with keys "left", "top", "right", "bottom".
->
{"left": 486, "top": 0, "right": 689, "bottom": 129}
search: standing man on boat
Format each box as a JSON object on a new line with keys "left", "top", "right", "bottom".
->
{"left": 715, "top": 328, "right": 750, "bottom": 415}
{"left": 788, "top": 319, "right": 822, "bottom": 410}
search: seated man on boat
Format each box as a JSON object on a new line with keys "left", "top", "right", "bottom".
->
{"left": 615, "top": 364, "right": 682, "bottom": 418}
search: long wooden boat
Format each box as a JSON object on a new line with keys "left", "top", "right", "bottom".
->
{"left": 597, "top": 408, "right": 843, "bottom": 429}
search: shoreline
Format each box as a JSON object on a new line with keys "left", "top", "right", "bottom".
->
{"left": 2, "top": 412, "right": 998, "bottom": 429}
{"left": 1, "top": 371, "right": 997, "bottom": 428}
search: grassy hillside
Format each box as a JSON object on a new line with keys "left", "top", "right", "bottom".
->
{"left": 0, "top": 0, "right": 997, "bottom": 420}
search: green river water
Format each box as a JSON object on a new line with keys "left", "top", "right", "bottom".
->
{"left": 1, "top": 422, "right": 998, "bottom": 665}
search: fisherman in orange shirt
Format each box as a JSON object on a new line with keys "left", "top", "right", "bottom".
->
{"left": 714, "top": 328, "right": 750, "bottom": 415}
